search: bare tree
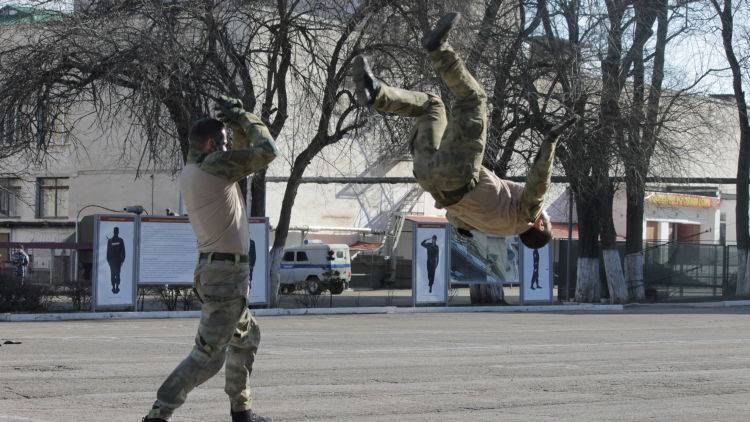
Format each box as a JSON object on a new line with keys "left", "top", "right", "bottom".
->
{"left": 267, "top": 0, "right": 400, "bottom": 306}
{"left": 0, "top": 0, "right": 295, "bottom": 211}
{"left": 619, "top": 1, "right": 714, "bottom": 301}
{"left": 537, "top": 0, "right": 605, "bottom": 303}
{"left": 710, "top": 0, "right": 750, "bottom": 296}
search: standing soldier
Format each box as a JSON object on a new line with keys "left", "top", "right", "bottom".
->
{"left": 354, "top": 13, "right": 576, "bottom": 249}
{"left": 421, "top": 235, "right": 440, "bottom": 293}
{"left": 106, "top": 227, "right": 125, "bottom": 294}
{"left": 143, "top": 96, "right": 278, "bottom": 422}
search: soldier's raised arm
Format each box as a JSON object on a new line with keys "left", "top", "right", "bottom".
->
{"left": 199, "top": 96, "right": 279, "bottom": 182}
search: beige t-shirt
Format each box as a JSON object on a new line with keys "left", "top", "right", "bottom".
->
{"left": 445, "top": 167, "right": 532, "bottom": 236}
{"left": 179, "top": 164, "right": 249, "bottom": 255}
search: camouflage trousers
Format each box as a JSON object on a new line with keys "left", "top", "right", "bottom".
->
{"left": 373, "top": 44, "right": 487, "bottom": 204}
{"left": 147, "top": 257, "right": 260, "bottom": 420}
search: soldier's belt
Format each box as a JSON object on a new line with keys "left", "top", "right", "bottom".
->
{"left": 436, "top": 176, "right": 478, "bottom": 207}
{"left": 199, "top": 252, "right": 250, "bottom": 263}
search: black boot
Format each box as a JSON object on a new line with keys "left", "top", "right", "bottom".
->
{"left": 143, "top": 407, "right": 168, "bottom": 422}
{"left": 421, "top": 12, "right": 462, "bottom": 52}
{"left": 353, "top": 55, "right": 380, "bottom": 106}
{"left": 231, "top": 409, "right": 273, "bottom": 422}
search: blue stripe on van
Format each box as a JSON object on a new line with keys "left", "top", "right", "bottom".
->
{"left": 280, "top": 264, "right": 352, "bottom": 269}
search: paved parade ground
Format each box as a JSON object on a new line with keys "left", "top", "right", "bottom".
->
{"left": 2, "top": 307, "right": 750, "bottom": 421}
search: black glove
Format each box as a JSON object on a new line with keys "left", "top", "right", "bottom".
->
{"left": 214, "top": 95, "right": 245, "bottom": 123}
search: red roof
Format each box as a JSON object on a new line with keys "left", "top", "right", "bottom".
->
{"left": 552, "top": 223, "right": 579, "bottom": 240}
{"left": 349, "top": 241, "right": 384, "bottom": 252}
{"left": 305, "top": 233, "right": 360, "bottom": 245}
{"left": 405, "top": 215, "right": 448, "bottom": 223}
{"left": 551, "top": 223, "right": 626, "bottom": 241}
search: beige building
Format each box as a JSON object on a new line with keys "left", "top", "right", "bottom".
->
{"left": 0, "top": 4, "right": 743, "bottom": 287}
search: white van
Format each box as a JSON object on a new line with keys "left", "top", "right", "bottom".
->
{"left": 279, "top": 241, "right": 352, "bottom": 295}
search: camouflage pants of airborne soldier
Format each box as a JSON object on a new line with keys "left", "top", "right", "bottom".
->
{"left": 373, "top": 43, "right": 556, "bottom": 217}
{"left": 147, "top": 257, "right": 260, "bottom": 420}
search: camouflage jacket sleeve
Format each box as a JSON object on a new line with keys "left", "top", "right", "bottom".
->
{"left": 199, "top": 113, "right": 279, "bottom": 182}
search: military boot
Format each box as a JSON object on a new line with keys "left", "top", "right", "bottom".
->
{"left": 353, "top": 55, "right": 380, "bottom": 106}
{"left": 231, "top": 409, "right": 272, "bottom": 422}
{"left": 143, "top": 406, "right": 168, "bottom": 422}
{"left": 421, "top": 12, "right": 462, "bottom": 52}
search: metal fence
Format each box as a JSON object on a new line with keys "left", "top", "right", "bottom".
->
{"left": 555, "top": 239, "right": 739, "bottom": 301}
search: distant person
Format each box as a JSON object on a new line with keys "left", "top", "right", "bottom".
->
{"left": 421, "top": 235, "right": 440, "bottom": 293}
{"left": 106, "top": 227, "right": 126, "bottom": 294}
{"left": 12, "top": 245, "right": 29, "bottom": 282}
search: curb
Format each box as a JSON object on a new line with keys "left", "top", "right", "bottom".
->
{"left": 624, "top": 300, "right": 750, "bottom": 309}
{"left": 0, "top": 303, "right": 625, "bottom": 322}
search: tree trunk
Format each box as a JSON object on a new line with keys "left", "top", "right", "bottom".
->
{"left": 268, "top": 148, "right": 314, "bottom": 307}
{"left": 268, "top": 246, "right": 285, "bottom": 307}
{"left": 623, "top": 0, "right": 666, "bottom": 302}
{"left": 250, "top": 169, "right": 266, "bottom": 217}
{"left": 625, "top": 171, "right": 646, "bottom": 300}
{"left": 711, "top": 0, "right": 750, "bottom": 296}
{"left": 598, "top": 179, "right": 629, "bottom": 303}
{"left": 469, "top": 283, "right": 505, "bottom": 304}
{"left": 602, "top": 249, "right": 627, "bottom": 304}
{"left": 594, "top": 1, "right": 629, "bottom": 304}
{"left": 575, "top": 257, "right": 600, "bottom": 302}
{"left": 624, "top": 252, "right": 644, "bottom": 299}
{"left": 738, "top": 250, "right": 750, "bottom": 296}
{"left": 574, "top": 191, "right": 601, "bottom": 302}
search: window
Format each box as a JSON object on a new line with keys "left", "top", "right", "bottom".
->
{"left": 282, "top": 251, "right": 295, "bottom": 262}
{"left": 0, "top": 178, "right": 21, "bottom": 217}
{"left": 296, "top": 251, "right": 308, "bottom": 262}
{"left": 37, "top": 177, "right": 69, "bottom": 218}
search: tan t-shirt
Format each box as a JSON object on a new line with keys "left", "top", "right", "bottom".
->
{"left": 179, "top": 164, "right": 249, "bottom": 255}
{"left": 444, "top": 167, "right": 532, "bottom": 236}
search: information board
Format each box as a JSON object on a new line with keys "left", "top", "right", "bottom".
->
{"left": 248, "top": 217, "right": 270, "bottom": 305}
{"left": 413, "top": 223, "right": 451, "bottom": 305}
{"left": 519, "top": 243, "right": 554, "bottom": 304}
{"left": 92, "top": 214, "right": 137, "bottom": 310}
{"left": 138, "top": 216, "right": 197, "bottom": 285}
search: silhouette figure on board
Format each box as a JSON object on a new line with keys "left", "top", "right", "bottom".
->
{"left": 421, "top": 235, "right": 440, "bottom": 293}
{"left": 248, "top": 238, "right": 256, "bottom": 287}
{"left": 106, "top": 227, "right": 126, "bottom": 294}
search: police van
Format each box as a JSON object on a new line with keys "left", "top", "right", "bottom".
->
{"left": 278, "top": 241, "right": 352, "bottom": 295}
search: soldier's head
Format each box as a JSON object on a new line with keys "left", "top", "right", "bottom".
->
{"left": 432, "top": 235, "right": 437, "bottom": 243}
{"left": 519, "top": 211, "right": 552, "bottom": 249}
{"left": 190, "top": 117, "right": 227, "bottom": 153}
{"left": 113, "top": 227, "right": 119, "bottom": 237}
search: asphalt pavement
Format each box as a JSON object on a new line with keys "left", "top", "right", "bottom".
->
{"left": 2, "top": 307, "right": 750, "bottom": 421}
